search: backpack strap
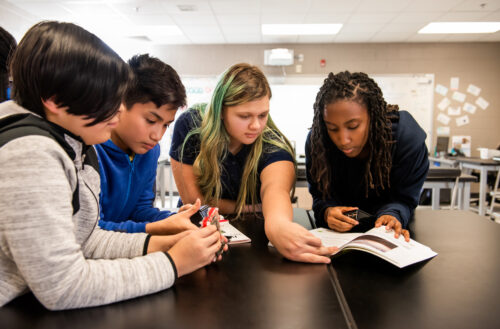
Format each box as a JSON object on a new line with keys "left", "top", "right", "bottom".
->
{"left": 0, "top": 113, "right": 80, "bottom": 214}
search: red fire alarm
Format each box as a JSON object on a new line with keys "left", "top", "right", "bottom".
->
{"left": 320, "top": 59, "right": 326, "bottom": 67}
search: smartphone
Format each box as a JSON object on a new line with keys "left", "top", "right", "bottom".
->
{"left": 190, "top": 205, "right": 211, "bottom": 226}
{"left": 343, "top": 209, "right": 374, "bottom": 221}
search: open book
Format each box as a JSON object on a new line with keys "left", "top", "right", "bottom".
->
{"left": 310, "top": 226, "right": 437, "bottom": 268}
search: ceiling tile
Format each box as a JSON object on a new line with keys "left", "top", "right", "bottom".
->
{"left": 303, "top": 13, "right": 351, "bottom": 23}
{"left": 8, "top": 2, "right": 71, "bottom": 18}
{"left": 160, "top": 0, "right": 212, "bottom": 13}
{"left": 451, "top": 0, "right": 500, "bottom": 12}
{"left": 442, "top": 33, "right": 486, "bottom": 41}
{"left": 481, "top": 10, "right": 500, "bottom": 20}
{"left": 261, "top": 0, "right": 308, "bottom": 13}
{"left": 125, "top": 14, "right": 175, "bottom": 25}
{"left": 406, "top": 34, "right": 448, "bottom": 42}
{"left": 170, "top": 12, "right": 218, "bottom": 25}
{"left": 110, "top": 0, "right": 170, "bottom": 15}
{"left": 73, "top": 15, "right": 131, "bottom": 35}
{"left": 333, "top": 34, "right": 373, "bottom": 42}
{"left": 476, "top": 30, "right": 500, "bottom": 41}
{"left": 296, "top": 35, "right": 336, "bottom": 43}
{"left": 224, "top": 34, "right": 262, "bottom": 43}
{"left": 437, "top": 11, "right": 492, "bottom": 21}
{"left": 2, "top": 0, "right": 499, "bottom": 45}
{"left": 356, "top": 0, "right": 414, "bottom": 13}
{"left": 189, "top": 34, "right": 226, "bottom": 44}
{"left": 261, "top": 13, "right": 306, "bottom": 24}
{"left": 339, "top": 22, "right": 386, "bottom": 33}
{"left": 61, "top": 2, "right": 117, "bottom": 16}
{"left": 220, "top": 24, "right": 260, "bottom": 35}
{"left": 309, "top": 0, "right": 362, "bottom": 13}
{"left": 405, "top": 0, "right": 465, "bottom": 12}
{"left": 151, "top": 34, "right": 192, "bottom": 44}
{"left": 210, "top": 1, "right": 261, "bottom": 14}
{"left": 216, "top": 14, "right": 260, "bottom": 25}
{"left": 379, "top": 23, "right": 425, "bottom": 33}
{"left": 392, "top": 12, "right": 444, "bottom": 23}
{"left": 261, "top": 35, "right": 299, "bottom": 43}
{"left": 346, "top": 13, "right": 396, "bottom": 24}
{"left": 370, "top": 31, "right": 414, "bottom": 42}
{"left": 180, "top": 25, "right": 222, "bottom": 34}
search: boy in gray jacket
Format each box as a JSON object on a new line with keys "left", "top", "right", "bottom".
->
{"left": 0, "top": 21, "right": 224, "bottom": 310}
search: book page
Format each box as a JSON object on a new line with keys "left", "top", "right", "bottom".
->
{"left": 310, "top": 226, "right": 437, "bottom": 268}
{"left": 309, "top": 228, "right": 362, "bottom": 248}
{"left": 220, "top": 221, "right": 251, "bottom": 245}
{"left": 347, "top": 226, "right": 437, "bottom": 267}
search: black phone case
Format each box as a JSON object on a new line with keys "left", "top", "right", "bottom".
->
{"left": 344, "top": 209, "right": 374, "bottom": 221}
{"left": 344, "top": 209, "right": 376, "bottom": 233}
{"left": 190, "top": 205, "right": 210, "bottom": 226}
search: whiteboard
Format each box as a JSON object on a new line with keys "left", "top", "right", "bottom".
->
{"left": 167, "top": 74, "right": 434, "bottom": 158}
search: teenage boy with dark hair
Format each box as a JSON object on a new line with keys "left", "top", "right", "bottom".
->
{"left": 96, "top": 54, "right": 198, "bottom": 235}
{"left": 0, "top": 21, "right": 224, "bottom": 310}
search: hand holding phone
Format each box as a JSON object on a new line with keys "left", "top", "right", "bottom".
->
{"left": 206, "top": 207, "right": 226, "bottom": 257}
{"left": 343, "top": 209, "right": 374, "bottom": 222}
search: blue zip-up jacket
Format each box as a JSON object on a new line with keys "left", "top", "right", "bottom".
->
{"left": 306, "top": 110, "right": 429, "bottom": 229}
{"left": 95, "top": 139, "right": 175, "bottom": 233}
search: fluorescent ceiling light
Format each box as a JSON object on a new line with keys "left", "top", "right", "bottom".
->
{"left": 262, "top": 24, "right": 342, "bottom": 35}
{"left": 419, "top": 22, "right": 500, "bottom": 34}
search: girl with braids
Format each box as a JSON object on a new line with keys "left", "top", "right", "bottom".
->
{"left": 306, "top": 71, "right": 429, "bottom": 241}
{"left": 170, "top": 63, "right": 336, "bottom": 263}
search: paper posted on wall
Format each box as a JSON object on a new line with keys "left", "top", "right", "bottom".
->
{"left": 310, "top": 226, "right": 437, "bottom": 268}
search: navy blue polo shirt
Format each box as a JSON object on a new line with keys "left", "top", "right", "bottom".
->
{"left": 169, "top": 109, "right": 294, "bottom": 203}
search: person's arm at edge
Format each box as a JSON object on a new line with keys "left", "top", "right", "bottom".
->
{"left": 170, "top": 158, "right": 240, "bottom": 214}
{"left": 261, "top": 161, "right": 336, "bottom": 263}
{"left": 375, "top": 141, "right": 429, "bottom": 228}
{"left": 1, "top": 138, "right": 176, "bottom": 310}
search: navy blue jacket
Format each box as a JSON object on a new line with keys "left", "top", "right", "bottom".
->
{"left": 306, "top": 111, "right": 429, "bottom": 228}
{"left": 96, "top": 140, "right": 174, "bottom": 233}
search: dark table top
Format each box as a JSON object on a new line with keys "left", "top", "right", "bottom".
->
{"left": 3, "top": 209, "right": 500, "bottom": 329}
{"left": 330, "top": 209, "right": 500, "bottom": 329}
{"left": 454, "top": 156, "right": 500, "bottom": 166}
{"left": 0, "top": 209, "right": 348, "bottom": 329}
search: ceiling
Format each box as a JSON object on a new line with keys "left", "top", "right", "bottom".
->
{"left": 1, "top": 0, "right": 500, "bottom": 46}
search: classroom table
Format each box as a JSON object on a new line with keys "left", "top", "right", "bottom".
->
{"left": 328, "top": 209, "right": 500, "bottom": 329}
{"left": 428, "top": 155, "right": 459, "bottom": 168}
{"left": 454, "top": 156, "right": 500, "bottom": 216}
{"left": 0, "top": 209, "right": 349, "bottom": 329}
{"left": 423, "top": 167, "right": 476, "bottom": 210}
{"left": 2, "top": 209, "right": 500, "bottom": 329}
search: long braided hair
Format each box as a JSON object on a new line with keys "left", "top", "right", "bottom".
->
{"left": 309, "top": 71, "right": 397, "bottom": 198}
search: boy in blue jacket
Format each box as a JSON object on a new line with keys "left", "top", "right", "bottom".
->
{"left": 96, "top": 54, "right": 197, "bottom": 234}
